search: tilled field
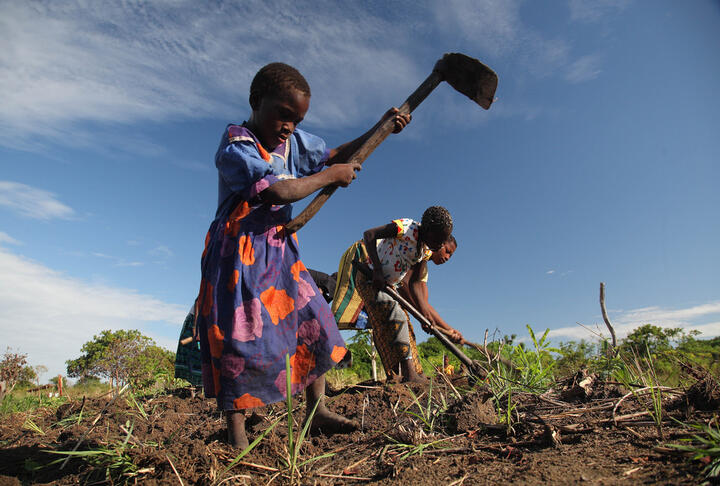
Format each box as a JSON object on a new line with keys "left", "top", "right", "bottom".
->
{"left": 0, "top": 372, "right": 716, "bottom": 485}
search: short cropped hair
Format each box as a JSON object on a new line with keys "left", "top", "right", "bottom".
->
{"left": 421, "top": 206, "right": 453, "bottom": 237}
{"left": 249, "top": 62, "right": 311, "bottom": 109}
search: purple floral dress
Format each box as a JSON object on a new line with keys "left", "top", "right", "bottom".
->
{"left": 196, "top": 124, "right": 347, "bottom": 411}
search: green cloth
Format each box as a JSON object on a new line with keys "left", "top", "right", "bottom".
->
{"left": 174, "top": 307, "right": 203, "bottom": 387}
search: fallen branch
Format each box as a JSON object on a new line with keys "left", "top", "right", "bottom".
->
{"left": 316, "top": 473, "right": 372, "bottom": 481}
{"left": 612, "top": 386, "right": 682, "bottom": 424}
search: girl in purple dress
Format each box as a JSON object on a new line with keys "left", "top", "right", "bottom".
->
{"left": 196, "top": 62, "right": 410, "bottom": 447}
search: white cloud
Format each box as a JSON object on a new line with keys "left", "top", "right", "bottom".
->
{"left": 0, "top": 181, "right": 76, "bottom": 220}
{"left": 547, "top": 300, "right": 720, "bottom": 341}
{"left": 546, "top": 270, "right": 556, "bottom": 274}
{"left": 0, "top": 232, "right": 21, "bottom": 245}
{"left": 0, "top": 246, "right": 187, "bottom": 377}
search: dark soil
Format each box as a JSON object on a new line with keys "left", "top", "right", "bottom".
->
{"left": 0, "top": 376, "right": 712, "bottom": 485}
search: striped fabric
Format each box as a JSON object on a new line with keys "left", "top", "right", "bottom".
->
{"left": 331, "top": 240, "right": 369, "bottom": 329}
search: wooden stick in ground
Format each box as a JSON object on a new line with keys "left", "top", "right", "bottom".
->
{"left": 600, "top": 282, "right": 617, "bottom": 356}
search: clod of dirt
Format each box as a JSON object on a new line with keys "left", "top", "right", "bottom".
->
{"left": 559, "top": 369, "right": 598, "bottom": 402}
{"left": 0, "top": 476, "right": 21, "bottom": 486}
{"left": 682, "top": 364, "right": 720, "bottom": 411}
{"left": 446, "top": 391, "right": 496, "bottom": 433}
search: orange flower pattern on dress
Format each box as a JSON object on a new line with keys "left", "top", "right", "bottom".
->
{"left": 238, "top": 235, "right": 255, "bottom": 265}
{"left": 225, "top": 201, "right": 251, "bottom": 237}
{"left": 199, "top": 280, "right": 214, "bottom": 317}
{"left": 260, "top": 287, "right": 295, "bottom": 325}
{"left": 234, "top": 394, "right": 265, "bottom": 409}
{"left": 202, "top": 230, "right": 211, "bottom": 259}
{"left": 290, "top": 344, "right": 316, "bottom": 384}
{"left": 207, "top": 324, "right": 224, "bottom": 359}
{"left": 331, "top": 345, "right": 347, "bottom": 363}
{"left": 228, "top": 269, "right": 239, "bottom": 292}
{"left": 290, "top": 260, "right": 307, "bottom": 282}
{"left": 256, "top": 142, "right": 271, "bottom": 162}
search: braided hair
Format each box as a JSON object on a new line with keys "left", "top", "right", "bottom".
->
{"left": 249, "top": 62, "right": 311, "bottom": 110}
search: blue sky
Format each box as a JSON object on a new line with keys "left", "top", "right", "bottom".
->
{"left": 1, "top": 0, "right": 719, "bottom": 380}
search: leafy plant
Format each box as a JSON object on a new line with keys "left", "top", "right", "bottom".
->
{"left": 484, "top": 361, "right": 519, "bottom": 435}
{"left": 23, "top": 417, "right": 45, "bottom": 436}
{"left": 511, "top": 325, "right": 560, "bottom": 392}
{"left": 614, "top": 346, "right": 667, "bottom": 439}
{"left": 125, "top": 390, "right": 148, "bottom": 420}
{"left": 668, "top": 419, "right": 720, "bottom": 483}
{"left": 403, "top": 378, "right": 447, "bottom": 434}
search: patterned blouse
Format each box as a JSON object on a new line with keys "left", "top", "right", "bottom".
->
{"left": 373, "top": 218, "right": 432, "bottom": 288}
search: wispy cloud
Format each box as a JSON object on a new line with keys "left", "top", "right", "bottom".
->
{"left": 0, "top": 1, "right": 419, "bottom": 149}
{"left": 0, "top": 181, "right": 76, "bottom": 220}
{"left": 0, "top": 232, "right": 21, "bottom": 245}
{"left": 91, "top": 252, "right": 144, "bottom": 268}
{"left": 0, "top": 0, "right": 614, "bottom": 151}
{"left": 0, "top": 246, "right": 186, "bottom": 377}
{"left": 150, "top": 245, "right": 174, "bottom": 261}
{"left": 568, "top": 0, "right": 631, "bottom": 22}
{"left": 547, "top": 301, "right": 720, "bottom": 341}
{"left": 565, "top": 55, "right": 602, "bottom": 83}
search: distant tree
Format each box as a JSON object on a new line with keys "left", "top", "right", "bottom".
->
{"left": 620, "top": 324, "right": 690, "bottom": 355}
{"left": 33, "top": 365, "right": 48, "bottom": 386}
{"left": 17, "top": 365, "right": 38, "bottom": 388}
{"left": 0, "top": 348, "right": 28, "bottom": 394}
{"left": 554, "top": 340, "right": 600, "bottom": 376}
{"left": 76, "top": 375, "right": 102, "bottom": 386}
{"left": 66, "top": 330, "right": 174, "bottom": 392}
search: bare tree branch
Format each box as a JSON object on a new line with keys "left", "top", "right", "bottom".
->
{"left": 600, "top": 282, "right": 617, "bottom": 357}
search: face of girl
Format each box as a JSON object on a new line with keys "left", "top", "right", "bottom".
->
{"left": 430, "top": 240, "right": 456, "bottom": 265}
{"left": 422, "top": 228, "right": 451, "bottom": 252}
{"left": 250, "top": 88, "right": 310, "bottom": 151}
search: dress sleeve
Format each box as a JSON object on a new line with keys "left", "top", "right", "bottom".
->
{"left": 292, "top": 128, "right": 330, "bottom": 177}
{"left": 216, "top": 139, "right": 280, "bottom": 202}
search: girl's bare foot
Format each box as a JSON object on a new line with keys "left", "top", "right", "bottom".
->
{"left": 226, "top": 410, "right": 249, "bottom": 449}
{"left": 306, "top": 406, "right": 359, "bottom": 434}
{"left": 305, "top": 374, "right": 359, "bottom": 434}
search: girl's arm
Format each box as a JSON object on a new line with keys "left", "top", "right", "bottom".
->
{"left": 363, "top": 223, "right": 398, "bottom": 289}
{"left": 327, "top": 108, "right": 411, "bottom": 166}
{"left": 401, "top": 274, "right": 464, "bottom": 342}
{"left": 260, "top": 162, "right": 361, "bottom": 205}
{"left": 406, "top": 261, "right": 436, "bottom": 328}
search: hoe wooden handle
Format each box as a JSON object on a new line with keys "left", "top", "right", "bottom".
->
{"left": 284, "top": 71, "right": 444, "bottom": 234}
